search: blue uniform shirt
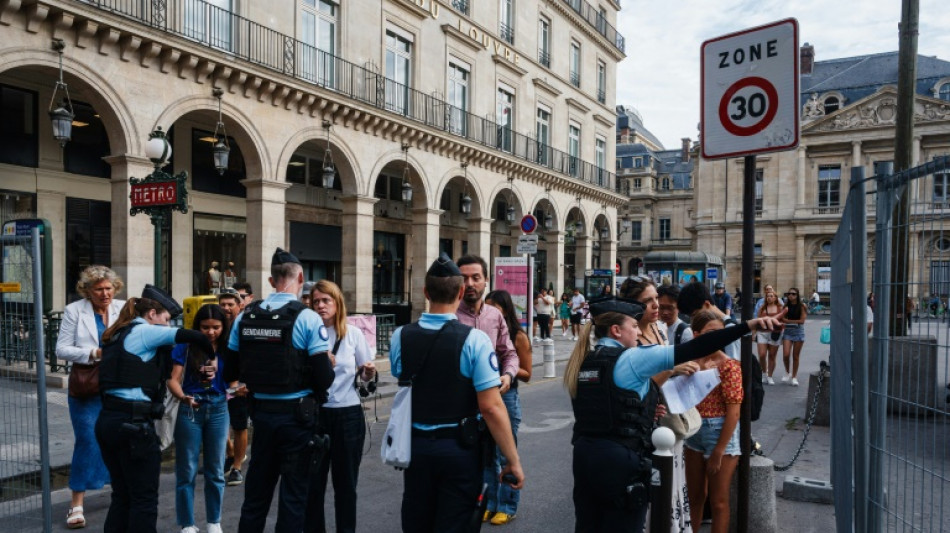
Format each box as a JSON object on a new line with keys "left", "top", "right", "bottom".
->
{"left": 228, "top": 292, "right": 330, "bottom": 400}
{"left": 105, "top": 317, "right": 179, "bottom": 402}
{"left": 599, "top": 337, "right": 675, "bottom": 399}
{"left": 390, "top": 313, "right": 500, "bottom": 430}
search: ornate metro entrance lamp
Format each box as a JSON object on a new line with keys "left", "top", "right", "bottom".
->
{"left": 130, "top": 127, "right": 189, "bottom": 289}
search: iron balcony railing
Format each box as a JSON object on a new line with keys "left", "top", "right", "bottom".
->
{"left": 538, "top": 49, "right": 551, "bottom": 68}
{"left": 563, "top": 0, "right": 625, "bottom": 54}
{"left": 499, "top": 22, "right": 514, "bottom": 45}
{"left": 570, "top": 71, "right": 581, "bottom": 87}
{"left": 81, "top": 0, "right": 615, "bottom": 192}
{"left": 450, "top": 0, "right": 469, "bottom": 16}
{"left": 597, "top": 89, "right": 606, "bottom": 104}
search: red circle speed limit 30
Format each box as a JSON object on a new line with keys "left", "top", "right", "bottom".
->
{"left": 718, "top": 77, "right": 778, "bottom": 136}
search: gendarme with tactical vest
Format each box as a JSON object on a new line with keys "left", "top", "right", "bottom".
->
{"left": 238, "top": 299, "right": 321, "bottom": 395}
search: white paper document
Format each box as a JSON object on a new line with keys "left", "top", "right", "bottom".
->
{"left": 661, "top": 369, "right": 721, "bottom": 414}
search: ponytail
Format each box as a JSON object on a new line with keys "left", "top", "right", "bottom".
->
{"left": 101, "top": 296, "right": 168, "bottom": 343}
{"left": 563, "top": 322, "right": 594, "bottom": 398}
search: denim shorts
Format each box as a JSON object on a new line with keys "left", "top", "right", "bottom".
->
{"left": 685, "top": 416, "right": 741, "bottom": 457}
{"left": 755, "top": 331, "right": 782, "bottom": 346}
{"left": 782, "top": 324, "right": 805, "bottom": 342}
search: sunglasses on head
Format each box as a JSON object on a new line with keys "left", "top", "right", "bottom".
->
{"left": 627, "top": 275, "right": 649, "bottom": 284}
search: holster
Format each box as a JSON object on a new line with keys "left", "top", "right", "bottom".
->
{"left": 620, "top": 456, "right": 653, "bottom": 512}
{"left": 457, "top": 416, "right": 482, "bottom": 450}
{"left": 307, "top": 432, "right": 330, "bottom": 475}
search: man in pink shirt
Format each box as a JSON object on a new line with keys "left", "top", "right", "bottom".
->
{"left": 455, "top": 255, "right": 518, "bottom": 390}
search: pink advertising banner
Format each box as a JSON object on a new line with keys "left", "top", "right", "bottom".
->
{"left": 493, "top": 256, "right": 533, "bottom": 329}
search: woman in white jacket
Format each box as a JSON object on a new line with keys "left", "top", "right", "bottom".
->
{"left": 55, "top": 266, "right": 125, "bottom": 529}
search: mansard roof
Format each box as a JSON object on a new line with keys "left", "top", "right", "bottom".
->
{"left": 802, "top": 52, "right": 950, "bottom": 105}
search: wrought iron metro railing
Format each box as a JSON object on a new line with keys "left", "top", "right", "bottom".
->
{"left": 80, "top": 0, "right": 616, "bottom": 191}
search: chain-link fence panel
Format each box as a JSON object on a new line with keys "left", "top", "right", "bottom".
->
{"left": 0, "top": 231, "right": 52, "bottom": 531}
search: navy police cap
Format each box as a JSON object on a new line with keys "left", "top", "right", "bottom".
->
{"left": 588, "top": 296, "right": 644, "bottom": 322}
{"left": 272, "top": 247, "right": 301, "bottom": 266}
{"left": 141, "top": 284, "right": 183, "bottom": 319}
{"left": 427, "top": 252, "right": 462, "bottom": 278}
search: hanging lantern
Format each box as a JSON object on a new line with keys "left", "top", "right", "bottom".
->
{"left": 48, "top": 39, "right": 75, "bottom": 147}
{"left": 211, "top": 87, "right": 230, "bottom": 175}
{"left": 322, "top": 120, "right": 336, "bottom": 189}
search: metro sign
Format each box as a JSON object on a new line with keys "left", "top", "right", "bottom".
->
{"left": 130, "top": 181, "right": 180, "bottom": 209}
{"left": 701, "top": 19, "right": 799, "bottom": 159}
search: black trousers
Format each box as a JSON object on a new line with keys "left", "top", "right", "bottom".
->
{"left": 306, "top": 405, "right": 366, "bottom": 533}
{"left": 238, "top": 410, "right": 315, "bottom": 533}
{"left": 95, "top": 408, "right": 162, "bottom": 533}
{"left": 572, "top": 436, "right": 649, "bottom": 533}
{"left": 537, "top": 314, "right": 552, "bottom": 338}
{"left": 401, "top": 435, "right": 481, "bottom": 533}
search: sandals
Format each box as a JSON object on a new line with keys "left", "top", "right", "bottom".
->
{"left": 66, "top": 506, "right": 86, "bottom": 529}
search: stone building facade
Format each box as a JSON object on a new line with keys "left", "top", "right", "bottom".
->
{"left": 0, "top": 0, "right": 626, "bottom": 321}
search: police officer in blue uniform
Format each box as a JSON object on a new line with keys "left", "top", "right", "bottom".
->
{"left": 96, "top": 285, "right": 213, "bottom": 533}
{"left": 229, "top": 248, "right": 335, "bottom": 533}
{"left": 565, "top": 297, "right": 784, "bottom": 532}
{"left": 390, "top": 253, "right": 525, "bottom": 532}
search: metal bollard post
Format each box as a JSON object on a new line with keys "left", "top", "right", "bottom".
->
{"left": 542, "top": 339, "right": 556, "bottom": 378}
{"left": 650, "top": 427, "right": 675, "bottom": 533}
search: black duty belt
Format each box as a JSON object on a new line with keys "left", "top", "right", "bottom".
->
{"left": 253, "top": 397, "right": 304, "bottom": 414}
{"left": 101, "top": 395, "right": 155, "bottom": 419}
{"left": 411, "top": 426, "right": 459, "bottom": 439}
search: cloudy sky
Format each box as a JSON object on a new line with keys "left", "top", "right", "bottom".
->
{"left": 615, "top": 0, "right": 950, "bottom": 149}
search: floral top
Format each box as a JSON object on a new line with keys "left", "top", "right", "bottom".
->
{"left": 696, "top": 358, "right": 743, "bottom": 418}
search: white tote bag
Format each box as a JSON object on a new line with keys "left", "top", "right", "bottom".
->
{"left": 381, "top": 385, "right": 413, "bottom": 469}
{"left": 155, "top": 390, "right": 179, "bottom": 451}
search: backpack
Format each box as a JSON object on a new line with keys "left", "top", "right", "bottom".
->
{"left": 673, "top": 322, "right": 688, "bottom": 345}
{"left": 721, "top": 316, "right": 765, "bottom": 421}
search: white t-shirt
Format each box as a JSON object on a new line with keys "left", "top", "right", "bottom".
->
{"left": 324, "top": 324, "right": 375, "bottom": 408}
{"left": 571, "top": 294, "right": 586, "bottom": 313}
{"left": 536, "top": 295, "right": 555, "bottom": 315}
{"left": 665, "top": 318, "right": 694, "bottom": 345}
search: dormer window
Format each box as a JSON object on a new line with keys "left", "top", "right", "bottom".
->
{"left": 823, "top": 96, "right": 839, "bottom": 113}
{"left": 940, "top": 83, "right": 950, "bottom": 102}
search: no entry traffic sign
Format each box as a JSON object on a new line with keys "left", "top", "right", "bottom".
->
{"left": 701, "top": 19, "right": 799, "bottom": 159}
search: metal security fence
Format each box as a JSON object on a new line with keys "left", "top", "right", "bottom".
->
{"left": 831, "top": 156, "right": 950, "bottom": 532}
{"left": 0, "top": 230, "right": 52, "bottom": 531}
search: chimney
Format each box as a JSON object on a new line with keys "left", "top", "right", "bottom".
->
{"left": 800, "top": 42, "right": 815, "bottom": 75}
{"left": 681, "top": 138, "right": 691, "bottom": 163}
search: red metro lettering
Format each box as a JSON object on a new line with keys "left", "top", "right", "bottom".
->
{"left": 718, "top": 39, "right": 778, "bottom": 68}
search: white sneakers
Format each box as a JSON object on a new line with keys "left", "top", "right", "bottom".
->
{"left": 767, "top": 377, "right": 775, "bottom": 385}
{"left": 781, "top": 375, "right": 790, "bottom": 384}
{"left": 791, "top": 378, "right": 800, "bottom": 386}
{"left": 181, "top": 527, "right": 199, "bottom": 533}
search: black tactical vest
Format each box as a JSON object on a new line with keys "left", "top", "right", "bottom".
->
{"left": 99, "top": 323, "right": 163, "bottom": 400}
{"left": 401, "top": 320, "right": 478, "bottom": 425}
{"left": 238, "top": 300, "right": 312, "bottom": 395}
{"left": 571, "top": 345, "right": 660, "bottom": 453}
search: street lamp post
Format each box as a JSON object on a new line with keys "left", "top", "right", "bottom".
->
{"left": 130, "top": 127, "right": 189, "bottom": 289}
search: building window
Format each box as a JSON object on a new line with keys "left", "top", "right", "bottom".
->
{"left": 754, "top": 168, "right": 764, "bottom": 212}
{"left": 633, "top": 178, "right": 642, "bottom": 190}
{"left": 497, "top": 87, "right": 514, "bottom": 152}
{"left": 192, "top": 128, "right": 246, "bottom": 197}
{"left": 931, "top": 261, "right": 950, "bottom": 297}
{"left": 494, "top": 199, "right": 509, "bottom": 222}
{"left": 817, "top": 165, "right": 841, "bottom": 207}
{"left": 499, "top": 0, "right": 514, "bottom": 44}
{"left": 570, "top": 42, "right": 581, "bottom": 87}
{"left": 538, "top": 17, "right": 551, "bottom": 67}
{"left": 661, "top": 177, "right": 670, "bottom": 190}
{"left": 935, "top": 173, "right": 950, "bottom": 205}
{"left": 597, "top": 61, "right": 606, "bottom": 104}
{"left": 823, "top": 96, "right": 839, "bottom": 113}
{"left": 65, "top": 198, "right": 112, "bottom": 303}
{"left": 754, "top": 243, "right": 763, "bottom": 255}
{"left": 373, "top": 231, "right": 406, "bottom": 304}
{"left": 450, "top": 0, "right": 469, "bottom": 15}
{"left": 385, "top": 30, "right": 412, "bottom": 115}
{"left": 0, "top": 85, "right": 38, "bottom": 168}
{"left": 568, "top": 124, "right": 580, "bottom": 176}
{"left": 630, "top": 220, "right": 642, "bottom": 241}
{"left": 193, "top": 213, "right": 246, "bottom": 295}
{"left": 595, "top": 137, "right": 606, "bottom": 185}
{"left": 596, "top": 7, "right": 607, "bottom": 33}
{"left": 536, "top": 107, "right": 550, "bottom": 165}
{"left": 300, "top": 0, "right": 337, "bottom": 85}
{"left": 64, "top": 101, "right": 111, "bottom": 178}
{"left": 374, "top": 174, "right": 406, "bottom": 202}
{"left": 634, "top": 157, "right": 642, "bottom": 168}
{"left": 285, "top": 151, "right": 343, "bottom": 191}
{"left": 185, "top": 0, "right": 232, "bottom": 51}
{"left": 658, "top": 218, "right": 671, "bottom": 241}
{"left": 939, "top": 84, "right": 950, "bottom": 102}
{"left": 447, "top": 61, "right": 469, "bottom": 135}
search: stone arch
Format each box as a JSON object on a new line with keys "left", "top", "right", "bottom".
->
{"left": 487, "top": 181, "right": 525, "bottom": 222}
{"left": 594, "top": 213, "right": 612, "bottom": 240}
{"left": 153, "top": 95, "right": 269, "bottom": 181}
{"left": 530, "top": 193, "right": 560, "bottom": 231}
{"left": 434, "top": 165, "right": 484, "bottom": 219}
{"left": 0, "top": 47, "right": 137, "bottom": 154}
{"left": 276, "top": 125, "right": 362, "bottom": 196}
{"left": 366, "top": 148, "right": 431, "bottom": 209}
{"left": 565, "top": 204, "right": 589, "bottom": 236}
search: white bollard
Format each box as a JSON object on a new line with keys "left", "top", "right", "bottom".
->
{"left": 542, "top": 339, "right": 556, "bottom": 378}
{"left": 650, "top": 427, "right": 676, "bottom": 533}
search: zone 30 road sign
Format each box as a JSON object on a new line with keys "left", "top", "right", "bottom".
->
{"left": 701, "top": 18, "right": 799, "bottom": 159}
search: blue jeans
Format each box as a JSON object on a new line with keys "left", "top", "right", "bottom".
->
{"left": 484, "top": 386, "right": 521, "bottom": 515}
{"left": 174, "top": 393, "right": 229, "bottom": 526}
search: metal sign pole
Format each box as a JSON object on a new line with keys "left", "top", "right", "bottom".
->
{"left": 32, "top": 226, "right": 52, "bottom": 532}
{"left": 737, "top": 153, "right": 756, "bottom": 533}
